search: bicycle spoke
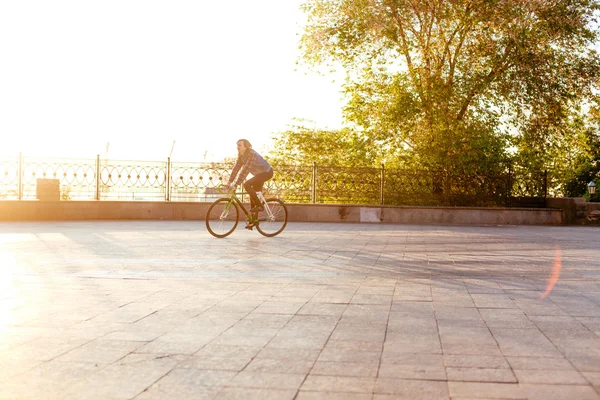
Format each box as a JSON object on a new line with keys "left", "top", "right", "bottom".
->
{"left": 206, "top": 198, "right": 239, "bottom": 238}
{"left": 256, "top": 198, "right": 288, "bottom": 237}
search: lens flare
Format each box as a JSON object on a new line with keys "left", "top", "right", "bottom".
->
{"left": 540, "top": 247, "right": 561, "bottom": 300}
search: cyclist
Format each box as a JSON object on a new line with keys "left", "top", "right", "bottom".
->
{"left": 224, "top": 139, "right": 273, "bottom": 229}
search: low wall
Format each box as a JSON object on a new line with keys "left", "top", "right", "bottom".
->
{"left": 0, "top": 201, "right": 563, "bottom": 225}
{"left": 546, "top": 197, "right": 600, "bottom": 225}
{"left": 287, "top": 204, "right": 561, "bottom": 225}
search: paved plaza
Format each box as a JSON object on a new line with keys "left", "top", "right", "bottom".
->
{"left": 1, "top": 221, "right": 600, "bottom": 399}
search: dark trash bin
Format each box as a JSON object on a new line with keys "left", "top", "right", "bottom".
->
{"left": 36, "top": 178, "right": 60, "bottom": 201}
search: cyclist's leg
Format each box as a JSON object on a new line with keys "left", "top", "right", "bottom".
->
{"left": 243, "top": 179, "right": 260, "bottom": 211}
{"left": 243, "top": 176, "right": 264, "bottom": 227}
{"left": 244, "top": 170, "right": 273, "bottom": 211}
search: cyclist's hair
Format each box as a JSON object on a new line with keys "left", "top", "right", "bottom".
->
{"left": 237, "top": 139, "right": 252, "bottom": 149}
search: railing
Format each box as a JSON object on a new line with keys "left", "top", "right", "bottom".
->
{"left": 0, "top": 154, "right": 548, "bottom": 207}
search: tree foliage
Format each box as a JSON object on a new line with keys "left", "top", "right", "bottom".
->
{"left": 271, "top": 0, "right": 600, "bottom": 192}
{"left": 267, "top": 120, "right": 382, "bottom": 166}
{"left": 562, "top": 97, "right": 600, "bottom": 196}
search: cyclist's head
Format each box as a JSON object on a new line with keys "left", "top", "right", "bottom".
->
{"left": 236, "top": 139, "right": 252, "bottom": 155}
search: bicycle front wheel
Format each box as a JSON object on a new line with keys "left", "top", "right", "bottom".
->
{"left": 206, "top": 198, "right": 239, "bottom": 238}
{"left": 255, "top": 198, "right": 288, "bottom": 237}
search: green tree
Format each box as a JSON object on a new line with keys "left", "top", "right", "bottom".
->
{"left": 286, "top": 0, "right": 600, "bottom": 184}
{"left": 267, "top": 120, "right": 382, "bottom": 166}
{"left": 562, "top": 97, "right": 600, "bottom": 197}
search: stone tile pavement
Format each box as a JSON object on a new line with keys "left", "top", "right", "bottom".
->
{"left": 0, "top": 221, "right": 599, "bottom": 399}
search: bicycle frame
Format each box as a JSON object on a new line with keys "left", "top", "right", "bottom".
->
{"left": 220, "top": 190, "right": 274, "bottom": 223}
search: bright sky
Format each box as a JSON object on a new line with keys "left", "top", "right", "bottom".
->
{"left": 0, "top": 0, "right": 344, "bottom": 162}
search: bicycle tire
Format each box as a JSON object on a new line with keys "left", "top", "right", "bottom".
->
{"left": 255, "top": 198, "right": 288, "bottom": 237}
{"left": 206, "top": 198, "right": 239, "bottom": 238}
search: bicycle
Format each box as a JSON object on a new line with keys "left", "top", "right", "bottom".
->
{"left": 205, "top": 186, "right": 288, "bottom": 238}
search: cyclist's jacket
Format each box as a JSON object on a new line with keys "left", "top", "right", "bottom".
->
{"left": 228, "top": 149, "right": 272, "bottom": 187}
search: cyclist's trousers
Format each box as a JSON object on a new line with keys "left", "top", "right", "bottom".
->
{"left": 244, "top": 169, "right": 273, "bottom": 209}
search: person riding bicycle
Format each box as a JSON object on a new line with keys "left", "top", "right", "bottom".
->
{"left": 223, "top": 139, "right": 273, "bottom": 229}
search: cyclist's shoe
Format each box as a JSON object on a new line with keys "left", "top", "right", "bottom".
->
{"left": 250, "top": 206, "right": 264, "bottom": 213}
{"left": 245, "top": 222, "right": 255, "bottom": 230}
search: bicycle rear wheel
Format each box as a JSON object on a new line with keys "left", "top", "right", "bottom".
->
{"left": 255, "top": 198, "right": 288, "bottom": 237}
{"left": 206, "top": 198, "right": 239, "bottom": 238}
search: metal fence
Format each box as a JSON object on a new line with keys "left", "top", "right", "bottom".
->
{"left": 0, "top": 154, "right": 548, "bottom": 206}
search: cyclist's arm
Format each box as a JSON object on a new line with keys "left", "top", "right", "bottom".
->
{"left": 233, "top": 152, "right": 256, "bottom": 187}
{"left": 227, "top": 158, "right": 242, "bottom": 186}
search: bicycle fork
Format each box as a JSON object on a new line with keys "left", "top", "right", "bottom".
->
{"left": 219, "top": 201, "right": 234, "bottom": 220}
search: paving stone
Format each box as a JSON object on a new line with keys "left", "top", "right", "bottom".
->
{"left": 387, "top": 316, "right": 438, "bottom": 332}
{"left": 325, "top": 339, "right": 383, "bottom": 352}
{"left": 2, "top": 221, "right": 600, "bottom": 399}
{"left": 101, "top": 329, "right": 165, "bottom": 342}
{"left": 519, "top": 384, "right": 600, "bottom": 400}
{"left": 331, "top": 324, "right": 387, "bottom": 342}
{"left": 60, "top": 357, "right": 177, "bottom": 399}
{"left": 253, "top": 301, "right": 306, "bottom": 314}
{"left": 448, "top": 382, "right": 525, "bottom": 399}
{"left": 179, "top": 355, "right": 253, "bottom": 371}
{"left": 436, "top": 318, "right": 487, "bottom": 328}
{"left": 310, "top": 361, "right": 378, "bottom": 377}
{"left": 296, "top": 392, "right": 373, "bottom": 400}
{"left": 2, "top": 337, "right": 90, "bottom": 362}
{"left": 244, "top": 357, "right": 314, "bottom": 374}
{"left": 446, "top": 367, "right": 517, "bottom": 383}
{"left": 53, "top": 339, "right": 144, "bottom": 365}
{"left": 379, "top": 361, "right": 446, "bottom": 380}
{"left": 0, "top": 361, "right": 102, "bottom": 400}
{"left": 582, "top": 371, "right": 600, "bottom": 386}
{"left": 227, "top": 371, "right": 306, "bottom": 390}
{"left": 441, "top": 343, "right": 502, "bottom": 356}
{"left": 297, "top": 303, "right": 347, "bottom": 317}
{"left": 490, "top": 328, "right": 563, "bottom": 357}
{"left": 470, "top": 294, "right": 517, "bottom": 309}
{"left": 136, "top": 334, "right": 214, "bottom": 355}
{"left": 301, "top": 375, "right": 376, "bottom": 393}
{"left": 267, "top": 333, "right": 329, "bottom": 349}
{"left": 513, "top": 369, "right": 588, "bottom": 384}
{"left": 505, "top": 356, "right": 576, "bottom": 371}
{"left": 215, "top": 388, "right": 297, "bottom": 400}
{"left": 209, "top": 332, "right": 274, "bottom": 347}
{"left": 194, "top": 344, "right": 263, "bottom": 359}
{"left": 318, "top": 347, "right": 382, "bottom": 364}
{"left": 374, "top": 378, "right": 448, "bottom": 398}
{"left": 255, "top": 347, "right": 321, "bottom": 361}
{"left": 556, "top": 346, "right": 600, "bottom": 372}
{"left": 444, "top": 355, "right": 510, "bottom": 369}
{"left": 434, "top": 306, "right": 481, "bottom": 320}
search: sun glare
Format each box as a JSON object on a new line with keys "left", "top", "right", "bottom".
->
{"left": 540, "top": 247, "right": 562, "bottom": 300}
{"left": 0, "top": 252, "right": 17, "bottom": 326}
{"left": 0, "top": 1, "right": 344, "bottom": 163}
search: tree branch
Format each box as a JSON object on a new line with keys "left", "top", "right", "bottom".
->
{"left": 456, "top": 41, "right": 515, "bottom": 120}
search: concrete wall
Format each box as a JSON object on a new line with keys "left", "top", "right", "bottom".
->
{"left": 286, "top": 204, "right": 561, "bottom": 225}
{"left": 547, "top": 197, "right": 600, "bottom": 225}
{"left": 0, "top": 200, "right": 563, "bottom": 225}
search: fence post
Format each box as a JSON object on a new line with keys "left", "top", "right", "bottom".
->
{"left": 96, "top": 154, "right": 100, "bottom": 200}
{"left": 166, "top": 157, "right": 171, "bottom": 201}
{"left": 507, "top": 166, "right": 512, "bottom": 207}
{"left": 17, "top": 152, "right": 23, "bottom": 200}
{"left": 380, "top": 163, "right": 385, "bottom": 205}
{"left": 311, "top": 161, "right": 317, "bottom": 204}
